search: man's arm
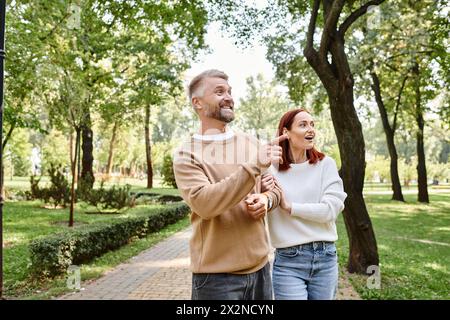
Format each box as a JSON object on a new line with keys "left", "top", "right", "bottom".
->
{"left": 173, "top": 149, "right": 262, "bottom": 220}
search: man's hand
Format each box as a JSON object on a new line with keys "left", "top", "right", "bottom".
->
{"left": 261, "top": 173, "right": 275, "bottom": 192}
{"left": 257, "top": 134, "right": 289, "bottom": 168}
{"left": 245, "top": 193, "right": 268, "bottom": 220}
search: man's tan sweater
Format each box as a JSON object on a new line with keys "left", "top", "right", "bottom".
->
{"left": 173, "top": 130, "right": 280, "bottom": 274}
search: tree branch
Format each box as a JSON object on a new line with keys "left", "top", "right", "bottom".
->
{"left": 392, "top": 75, "right": 408, "bottom": 133}
{"left": 387, "top": 50, "right": 434, "bottom": 61}
{"left": 2, "top": 122, "right": 16, "bottom": 151}
{"left": 339, "top": 0, "right": 386, "bottom": 36}
{"left": 38, "top": 12, "right": 71, "bottom": 42}
{"left": 304, "top": 0, "right": 320, "bottom": 55}
{"left": 319, "top": 0, "right": 345, "bottom": 60}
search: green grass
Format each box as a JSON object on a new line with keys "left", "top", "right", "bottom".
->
{"left": 2, "top": 188, "right": 184, "bottom": 299}
{"left": 336, "top": 193, "right": 450, "bottom": 300}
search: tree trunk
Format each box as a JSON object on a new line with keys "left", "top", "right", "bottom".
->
{"left": 145, "top": 104, "right": 153, "bottom": 189}
{"left": 81, "top": 108, "right": 94, "bottom": 189}
{"left": 0, "top": 122, "right": 15, "bottom": 198}
{"left": 413, "top": 63, "right": 429, "bottom": 203}
{"left": 370, "top": 71, "right": 405, "bottom": 202}
{"left": 304, "top": 4, "right": 379, "bottom": 271}
{"left": 69, "top": 131, "right": 77, "bottom": 184}
{"left": 69, "top": 128, "right": 81, "bottom": 227}
{"left": 329, "top": 89, "right": 379, "bottom": 274}
{"left": 106, "top": 121, "right": 118, "bottom": 179}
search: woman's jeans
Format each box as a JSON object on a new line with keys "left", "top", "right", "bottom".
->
{"left": 191, "top": 262, "right": 273, "bottom": 300}
{"left": 272, "top": 241, "right": 338, "bottom": 300}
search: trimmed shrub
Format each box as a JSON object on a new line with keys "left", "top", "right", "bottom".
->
{"left": 29, "top": 203, "right": 190, "bottom": 277}
{"left": 134, "top": 194, "right": 183, "bottom": 206}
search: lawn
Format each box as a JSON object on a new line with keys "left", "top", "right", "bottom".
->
{"left": 336, "top": 193, "right": 450, "bottom": 300}
{"left": 2, "top": 186, "right": 183, "bottom": 299}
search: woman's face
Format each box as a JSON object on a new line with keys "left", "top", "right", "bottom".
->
{"left": 285, "top": 111, "right": 315, "bottom": 151}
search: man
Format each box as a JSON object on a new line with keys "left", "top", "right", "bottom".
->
{"left": 173, "top": 69, "right": 287, "bottom": 300}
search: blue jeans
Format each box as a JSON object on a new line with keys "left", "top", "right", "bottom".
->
{"left": 191, "top": 262, "right": 273, "bottom": 300}
{"left": 272, "top": 242, "right": 338, "bottom": 300}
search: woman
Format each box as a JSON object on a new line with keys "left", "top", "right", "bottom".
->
{"left": 262, "top": 108, "right": 347, "bottom": 300}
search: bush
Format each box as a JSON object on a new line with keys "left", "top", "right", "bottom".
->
{"left": 161, "top": 154, "right": 177, "bottom": 188}
{"left": 81, "top": 182, "right": 134, "bottom": 213}
{"left": 26, "top": 164, "right": 70, "bottom": 208}
{"left": 29, "top": 203, "right": 190, "bottom": 277}
{"left": 29, "top": 175, "right": 41, "bottom": 200}
{"left": 134, "top": 193, "right": 183, "bottom": 206}
{"left": 47, "top": 164, "right": 71, "bottom": 207}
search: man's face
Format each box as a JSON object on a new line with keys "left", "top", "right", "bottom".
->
{"left": 194, "top": 77, "right": 235, "bottom": 123}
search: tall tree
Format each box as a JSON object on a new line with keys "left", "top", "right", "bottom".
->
{"left": 236, "top": 74, "right": 292, "bottom": 139}
{"left": 368, "top": 69, "right": 406, "bottom": 201}
{"left": 212, "top": 0, "right": 386, "bottom": 273}
{"left": 367, "top": 0, "right": 448, "bottom": 202}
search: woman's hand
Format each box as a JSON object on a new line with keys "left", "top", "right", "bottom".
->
{"left": 273, "top": 178, "right": 292, "bottom": 214}
{"left": 261, "top": 173, "right": 275, "bottom": 192}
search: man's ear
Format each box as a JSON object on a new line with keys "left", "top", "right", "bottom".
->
{"left": 192, "top": 97, "right": 202, "bottom": 110}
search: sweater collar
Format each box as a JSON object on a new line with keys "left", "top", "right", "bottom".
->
{"left": 193, "top": 129, "right": 235, "bottom": 141}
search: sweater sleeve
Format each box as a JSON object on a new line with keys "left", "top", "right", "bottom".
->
{"left": 290, "top": 157, "right": 347, "bottom": 223}
{"left": 173, "top": 147, "right": 263, "bottom": 220}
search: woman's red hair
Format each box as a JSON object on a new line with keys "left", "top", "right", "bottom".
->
{"left": 277, "top": 108, "right": 325, "bottom": 171}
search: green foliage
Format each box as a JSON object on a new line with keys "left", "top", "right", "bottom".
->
{"left": 77, "top": 172, "right": 95, "bottom": 198}
{"left": 28, "top": 164, "right": 70, "bottom": 208}
{"left": 40, "top": 130, "right": 71, "bottom": 174}
{"left": 365, "top": 156, "right": 391, "bottom": 183}
{"left": 29, "top": 203, "right": 190, "bottom": 277}
{"left": 134, "top": 194, "right": 183, "bottom": 206}
{"left": 161, "top": 154, "right": 177, "bottom": 188}
{"left": 29, "top": 175, "right": 41, "bottom": 200}
{"left": 80, "top": 183, "right": 134, "bottom": 213}
{"left": 236, "top": 73, "right": 292, "bottom": 138}
{"left": 4, "top": 129, "right": 33, "bottom": 177}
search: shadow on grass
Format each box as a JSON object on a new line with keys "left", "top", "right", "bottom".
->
{"left": 336, "top": 193, "right": 449, "bottom": 299}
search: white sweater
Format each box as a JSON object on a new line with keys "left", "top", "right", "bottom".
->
{"left": 267, "top": 156, "right": 347, "bottom": 248}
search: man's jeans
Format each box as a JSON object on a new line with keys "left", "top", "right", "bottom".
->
{"left": 272, "top": 242, "right": 338, "bottom": 300}
{"left": 191, "top": 262, "right": 273, "bottom": 300}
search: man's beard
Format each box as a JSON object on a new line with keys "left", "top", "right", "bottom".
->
{"left": 206, "top": 104, "right": 235, "bottom": 123}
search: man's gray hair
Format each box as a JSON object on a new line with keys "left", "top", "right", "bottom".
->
{"left": 188, "top": 69, "right": 228, "bottom": 101}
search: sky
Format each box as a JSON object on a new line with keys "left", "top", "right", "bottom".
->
{"left": 184, "top": 22, "right": 275, "bottom": 104}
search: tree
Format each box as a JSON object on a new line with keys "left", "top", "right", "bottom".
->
{"left": 368, "top": 69, "right": 406, "bottom": 201}
{"left": 2, "top": 0, "right": 51, "bottom": 194}
{"left": 235, "top": 74, "right": 292, "bottom": 139}
{"left": 211, "top": 0, "right": 384, "bottom": 273}
{"left": 98, "top": 0, "right": 208, "bottom": 189}
{"left": 4, "top": 129, "right": 32, "bottom": 178}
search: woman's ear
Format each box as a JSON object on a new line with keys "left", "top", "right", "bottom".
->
{"left": 282, "top": 128, "right": 289, "bottom": 138}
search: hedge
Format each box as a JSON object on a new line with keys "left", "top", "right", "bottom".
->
{"left": 29, "top": 203, "right": 190, "bottom": 277}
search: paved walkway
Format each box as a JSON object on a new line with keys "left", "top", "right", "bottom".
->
{"left": 59, "top": 227, "right": 360, "bottom": 300}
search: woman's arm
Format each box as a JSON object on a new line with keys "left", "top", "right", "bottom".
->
{"left": 290, "top": 158, "right": 347, "bottom": 223}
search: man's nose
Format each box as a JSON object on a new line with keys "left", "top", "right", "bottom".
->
{"left": 224, "top": 92, "right": 233, "bottom": 100}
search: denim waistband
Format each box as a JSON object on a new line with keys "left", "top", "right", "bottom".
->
{"left": 281, "top": 241, "right": 335, "bottom": 251}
